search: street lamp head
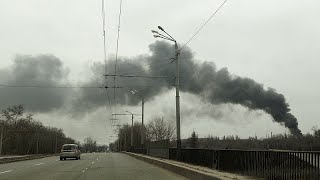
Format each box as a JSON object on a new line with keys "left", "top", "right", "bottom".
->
{"left": 151, "top": 30, "right": 159, "bottom": 34}
{"left": 125, "top": 111, "right": 131, "bottom": 114}
{"left": 158, "top": 26, "right": 164, "bottom": 31}
{"left": 131, "top": 90, "right": 138, "bottom": 94}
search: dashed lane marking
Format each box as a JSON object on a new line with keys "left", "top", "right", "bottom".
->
{"left": 32, "top": 163, "right": 45, "bottom": 166}
{"left": 0, "top": 170, "right": 13, "bottom": 174}
{"left": 81, "top": 168, "right": 88, "bottom": 173}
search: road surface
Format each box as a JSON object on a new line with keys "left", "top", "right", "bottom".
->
{"left": 0, "top": 153, "right": 187, "bottom": 180}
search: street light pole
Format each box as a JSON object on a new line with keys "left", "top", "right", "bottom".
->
{"left": 0, "top": 124, "right": 3, "bottom": 155}
{"left": 131, "top": 90, "right": 145, "bottom": 147}
{"left": 152, "top": 26, "right": 181, "bottom": 160}
{"left": 131, "top": 114, "right": 134, "bottom": 147}
{"left": 113, "top": 112, "right": 141, "bottom": 149}
{"left": 174, "top": 41, "right": 181, "bottom": 160}
{"left": 125, "top": 111, "right": 134, "bottom": 147}
{"left": 141, "top": 97, "right": 144, "bottom": 146}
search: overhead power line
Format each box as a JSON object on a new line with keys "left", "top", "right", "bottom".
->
{"left": 104, "top": 78, "right": 113, "bottom": 112}
{"left": 0, "top": 84, "right": 122, "bottom": 89}
{"left": 0, "top": 84, "right": 176, "bottom": 89}
{"left": 117, "top": 61, "right": 174, "bottom": 76}
{"left": 117, "top": 57, "right": 174, "bottom": 74}
{"left": 113, "top": 0, "right": 124, "bottom": 115}
{"left": 102, "top": 0, "right": 107, "bottom": 75}
{"left": 105, "top": 74, "right": 174, "bottom": 79}
{"left": 180, "top": 0, "right": 228, "bottom": 50}
{"left": 101, "top": 0, "right": 113, "bottom": 114}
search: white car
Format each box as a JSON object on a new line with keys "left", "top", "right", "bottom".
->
{"left": 60, "top": 144, "right": 81, "bottom": 160}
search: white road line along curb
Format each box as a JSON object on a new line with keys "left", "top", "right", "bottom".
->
{"left": 0, "top": 170, "right": 13, "bottom": 174}
{"left": 33, "top": 163, "right": 45, "bottom": 166}
{"left": 81, "top": 168, "right": 88, "bottom": 173}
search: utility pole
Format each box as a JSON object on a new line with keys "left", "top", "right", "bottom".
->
{"left": 36, "top": 134, "right": 39, "bottom": 154}
{"left": 55, "top": 133, "right": 58, "bottom": 154}
{"left": 141, "top": 97, "right": 144, "bottom": 147}
{"left": 113, "top": 112, "right": 141, "bottom": 149}
{"left": 0, "top": 125, "right": 3, "bottom": 155}
{"left": 124, "top": 131, "right": 127, "bottom": 151}
{"left": 131, "top": 90, "right": 145, "bottom": 147}
{"left": 152, "top": 26, "right": 181, "bottom": 160}
{"left": 174, "top": 41, "right": 181, "bottom": 160}
{"left": 130, "top": 114, "right": 134, "bottom": 147}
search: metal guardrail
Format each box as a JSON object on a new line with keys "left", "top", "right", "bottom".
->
{"left": 129, "top": 148, "right": 147, "bottom": 155}
{"left": 169, "top": 148, "right": 320, "bottom": 179}
{"left": 0, "top": 154, "right": 55, "bottom": 164}
{"left": 130, "top": 146, "right": 320, "bottom": 179}
{"left": 129, "top": 139, "right": 169, "bottom": 158}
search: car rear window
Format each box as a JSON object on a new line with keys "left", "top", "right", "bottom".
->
{"left": 63, "top": 145, "right": 76, "bottom": 150}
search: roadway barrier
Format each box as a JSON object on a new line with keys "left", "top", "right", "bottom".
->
{"left": 129, "top": 139, "right": 170, "bottom": 158}
{"left": 130, "top": 147, "right": 320, "bottom": 179}
{"left": 124, "top": 152, "right": 253, "bottom": 180}
{"left": 169, "top": 148, "right": 320, "bottom": 179}
{"left": 0, "top": 154, "right": 56, "bottom": 164}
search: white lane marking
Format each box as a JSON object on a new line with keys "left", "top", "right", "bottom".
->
{"left": 33, "top": 163, "right": 45, "bottom": 166}
{"left": 81, "top": 168, "right": 88, "bottom": 173}
{"left": 0, "top": 170, "right": 13, "bottom": 174}
{"left": 91, "top": 161, "right": 95, "bottom": 164}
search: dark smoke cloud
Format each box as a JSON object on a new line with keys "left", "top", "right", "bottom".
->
{"left": 0, "top": 42, "right": 301, "bottom": 135}
{"left": 0, "top": 54, "right": 71, "bottom": 112}
{"left": 79, "top": 41, "right": 300, "bottom": 135}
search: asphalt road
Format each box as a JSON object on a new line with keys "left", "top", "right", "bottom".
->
{"left": 0, "top": 153, "right": 187, "bottom": 180}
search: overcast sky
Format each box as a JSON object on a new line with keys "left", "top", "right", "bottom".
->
{"left": 1, "top": 0, "right": 320, "bottom": 144}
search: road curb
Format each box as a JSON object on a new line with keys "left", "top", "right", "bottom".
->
{"left": 124, "top": 152, "right": 224, "bottom": 180}
{"left": 0, "top": 154, "right": 56, "bottom": 164}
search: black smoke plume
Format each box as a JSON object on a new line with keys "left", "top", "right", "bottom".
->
{"left": 0, "top": 42, "right": 301, "bottom": 135}
{"left": 0, "top": 54, "right": 71, "bottom": 112}
{"left": 79, "top": 41, "right": 301, "bottom": 135}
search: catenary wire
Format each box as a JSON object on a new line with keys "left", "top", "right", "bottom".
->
{"left": 179, "top": 0, "right": 228, "bottom": 50}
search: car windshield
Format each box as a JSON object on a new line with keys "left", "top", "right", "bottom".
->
{"left": 63, "top": 145, "right": 75, "bottom": 150}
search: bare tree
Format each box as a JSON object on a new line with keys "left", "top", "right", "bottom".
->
{"left": 187, "top": 130, "right": 198, "bottom": 148}
{"left": 83, "top": 137, "right": 97, "bottom": 152}
{"left": 1, "top": 105, "right": 76, "bottom": 155}
{"left": 146, "top": 116, "right": 175, "bottom": 141}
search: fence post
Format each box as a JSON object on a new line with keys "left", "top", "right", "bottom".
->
{"left": 0, "top": 125, "right": 3, "bottom": 155}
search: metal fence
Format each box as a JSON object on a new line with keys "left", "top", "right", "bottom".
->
{"left": 128, "top": 139, "right": 169, "bottom": 158}
{"left": 169, "top": 148, "right": 320, "bottom": 179}
{"left": 129, "top": 146, "right": 320, "bottom": 179}
{"left": 147, "top": 139, "right": 170, "bottom": 158}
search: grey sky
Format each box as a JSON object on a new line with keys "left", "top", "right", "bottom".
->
{"left": 1, "top": 0, "right": 320, "bottom": 144}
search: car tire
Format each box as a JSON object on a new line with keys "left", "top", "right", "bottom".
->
{"left": 60, "top": 157, "right": 63, "bottom": 161}
{"left": 64, "top": 158, "right": 66, "bottom": 160}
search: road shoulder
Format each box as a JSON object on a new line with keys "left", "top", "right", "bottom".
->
{"left": 0, "top": 154, "right": 56, "bottom": 164}
{"left": 124, "top": 152, "right": 255, "bottom": 180}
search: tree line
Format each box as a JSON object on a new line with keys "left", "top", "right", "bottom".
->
{"left": 109, "top": 116, "right": 175, "bottom": 151}
{"left": 109, "top": 115, "right": 320, "bottom": 152}
{"left": 182, "top": 130, "right": 320, "bottom": 151}
{"left": 81, "top": 136, "right": 108, "bottom": 153}
{"left": 0, "top": 105, "right": 76, "bottom": 155}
